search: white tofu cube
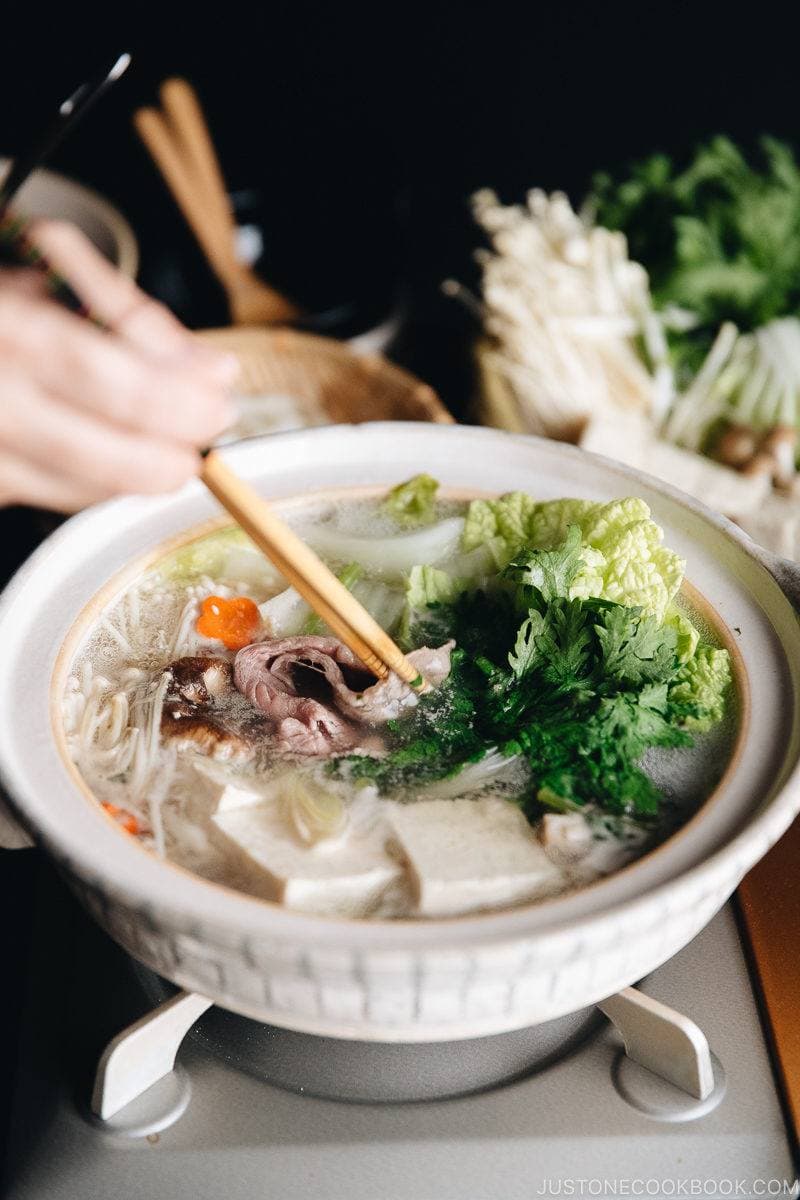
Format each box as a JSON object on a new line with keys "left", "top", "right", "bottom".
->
{"left": 191, "top": 761, "right": 281, "bottom": 814}
{"left": 211, "top": 800, "right": 403, "bottom": 917}
{"left": 539, "top": 813, "right": 593, "bottom": 864}
{"left": 387, "top": 797, "right": 565, "bottom": 917}
{"left": 215, "top": 783, "right": 264, "bottom": 812}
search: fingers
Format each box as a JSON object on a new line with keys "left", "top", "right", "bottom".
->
{"left": 0, "top": 290, "right": 234, "bottom": 447}
{"left": 0, "top": 267, "right": 50, "bottom": 300}
{"left": 0, "top": 224, "right": 239, "bottom": 513}
{"left": 0, "top": 450, "right": 111, "bottom": 513}
{"left": 29, "top": 217, "right": 189, "bottom": 354}
{"left": 26, "top": 219, "right": 238, "bottom": 381}
{"left": 0, "top": 367, "right": 202, "bottom": 505}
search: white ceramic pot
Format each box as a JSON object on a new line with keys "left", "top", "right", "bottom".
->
{"left": 1, "top": 424, "right": 799, "bottom": 1042}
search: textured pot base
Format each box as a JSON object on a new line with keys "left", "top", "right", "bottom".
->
{"left": 135, "top": 963, "right": 603, "bottom": 1104}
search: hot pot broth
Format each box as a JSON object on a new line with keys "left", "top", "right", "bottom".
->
{"left": 63, "top": 479, "right": 737, "bottom": 920}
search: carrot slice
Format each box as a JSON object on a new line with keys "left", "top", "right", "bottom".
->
{"left": 196, "top": 595, "right": 260, "bottom": 650}
{"left": 102, "top": 801, "right": 141, "bottom": 836}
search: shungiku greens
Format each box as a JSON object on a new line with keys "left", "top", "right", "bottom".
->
{"left": 62, "top": 476, "right": 733, "bottom": 920}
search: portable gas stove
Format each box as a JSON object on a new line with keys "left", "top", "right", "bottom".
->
{"left": 2, "top": 841, "right": 798, "bottom": 1199}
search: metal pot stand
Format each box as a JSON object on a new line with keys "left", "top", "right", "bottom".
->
{"left": 90, "top": 973, "right": 726, "bottom": 1135}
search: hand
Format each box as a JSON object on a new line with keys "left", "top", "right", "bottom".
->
{"left": 0, "top": 220, "right": 237, "bottom": 511}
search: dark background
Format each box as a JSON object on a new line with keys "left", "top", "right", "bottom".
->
{"left": 2, "top": 0, "right": 800, "bottom": 1160}
{"left": 3, "top": 4, "right": 800, "bottom": 408}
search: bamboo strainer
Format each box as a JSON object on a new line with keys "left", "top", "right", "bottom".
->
{"left": 198, "top": 325, "right": 452, "bottom": 424}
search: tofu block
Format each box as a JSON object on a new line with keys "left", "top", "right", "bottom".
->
{"left": 580, "top": 412, "right": 771, "bottom": 517}
{"left": 386, "top": 797, "right": 565, "bottom": 917}
{"left": 211, "top": 800, "right": 402, "bottom": 917}
{"left": 538, "top": 813, "right": 593, "bottom": 864}
{"left": 215, "top": 783, "right": 264, "bottom": 812}
{"left": 191, "top": 761, "right": 275, "bottom": 814}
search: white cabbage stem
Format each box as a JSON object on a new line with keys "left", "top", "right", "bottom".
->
{"left": 280, "top": 774, "right": 348, "bottom": 845}
{"left": 415, "top": 750, "right": 525, "bottom": 802}
{"left": 299, "top": 517, "right": 465, "bottom": 581}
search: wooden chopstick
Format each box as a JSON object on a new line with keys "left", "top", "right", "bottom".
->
{"left": 158, "top": 78, "right": 238, "bottom": 249}
{"left": 133, "top": 106, "right": 240, "bottom": 284}
{"left": 201, "top": 451, "right": 429, "bottom": 690}
{"left": 134, "top": 90, "right": 301, "bottom": 326}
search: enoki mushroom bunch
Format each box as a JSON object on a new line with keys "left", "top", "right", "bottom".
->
{"left": 473, "top": 189, "right": 673, "bottom": 440}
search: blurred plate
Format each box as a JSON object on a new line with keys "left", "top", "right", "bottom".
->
{"left": 0, "top": 158, "right": 139, "bottom": 277}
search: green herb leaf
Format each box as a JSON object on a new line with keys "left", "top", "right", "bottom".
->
{"left": 591, "top": 135, "right": 800, "bottom": 377}
{"left": 331, "top": 525, "right": 726, "bottom": 826}
{"left": 505, "top": 523, "right": 584, "bottom": 604}
{"left": 535, "top": 600, "right": 595, "bottom": 695}
{"left": 595, "top": 606, "right": 678, "bottom": 685}
{"left": 508, "top": 611, "right": 546, "bottom": 678}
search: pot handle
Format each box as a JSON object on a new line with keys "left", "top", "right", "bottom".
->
{"left": 750, "top": 544, "right": 800, "bottom": 613}
{"left": 0, "top": 787, "right": 34, "bottom": 849}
